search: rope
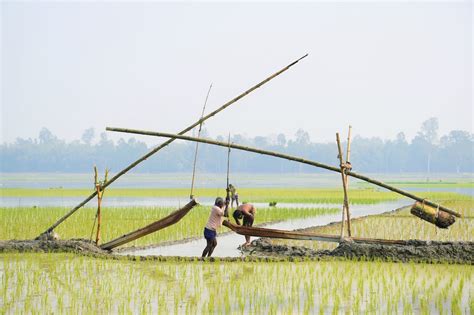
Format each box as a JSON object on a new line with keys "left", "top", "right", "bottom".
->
{"left": 190, "top": 84, "right": 212, "bottom": 199}
{"left": 89, "top": 209, "right": 98, "bottom": 242}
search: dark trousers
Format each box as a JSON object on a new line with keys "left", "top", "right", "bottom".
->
{"left": 233, "top": 210, "right": 254, "bottom": 226}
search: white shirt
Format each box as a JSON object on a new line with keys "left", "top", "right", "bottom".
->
{"left": 205, "top": 205, "right": 224, "bottom": 231}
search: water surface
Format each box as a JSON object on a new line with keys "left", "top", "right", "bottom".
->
{"left": 121, "top": 199, "right": 409, "bottom": 257}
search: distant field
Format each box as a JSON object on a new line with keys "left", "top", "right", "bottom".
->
{"left": 384, "top": 181, "right": 473, "bottom": 188}
{"left": 2, "top": 187, "right": 469, "bottom": 204}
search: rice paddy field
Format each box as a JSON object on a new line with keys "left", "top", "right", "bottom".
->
{"left": 0, "top": 205, "right": 340, "bottom": 247}
{"left": 1, "top": 174, "right": 473, "bottom": 313}
{"left": 1, "top": 253, "right": 472, "bottom": 313}
{"left": 267, "top": 198, "right": 474, "bottom": 252}
{"left": 0, "top": 186, "right": 411, "bottom": 247}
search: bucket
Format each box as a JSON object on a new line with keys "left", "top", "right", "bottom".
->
{"left": 410, "top": 201, "right": 456, "bottom": 229}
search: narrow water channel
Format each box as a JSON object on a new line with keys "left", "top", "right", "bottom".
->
{"left": 3, "top": 186, "right": 470, "bottom": 208}
{"left": 120, "top": 199, "right": 410, "bottom": 257}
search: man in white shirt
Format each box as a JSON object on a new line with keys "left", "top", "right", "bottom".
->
{"left": 202, "top": 197, "right": 225, "bottom": 257}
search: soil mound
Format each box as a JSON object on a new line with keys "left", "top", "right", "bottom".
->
{"left": 251, "top": 238, "right": 474, "bottom": 264}
{"left": 0, "top": 239, "right": 107, "bottom": 255}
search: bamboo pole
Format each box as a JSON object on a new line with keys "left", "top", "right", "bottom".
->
{"left": 106, "top": 128, "right": 462, "bottom": 218}
{"left": 94, "top": 168, "right": 108, "bottom": 245}
{"left": 336, "top": 133, "right": 351, "bottom": 236}
{"left": 339, "top": 126, "right": 352, "bottom": 238}
{"left": 190, "top": 84, "right": 212, "bottom": 199}
{"left": 37, "top": 54, "right": 308, "bottom": 238}
{"left": 346, "top": 126, "right": 352, "bottom": 165}
{"left": 222, "top": 220, "right": 407, "bottom": 245}
{"left": 94, "top": 167, "right": 102, "bottom": 245}
{"left": 345, "top": 126, "right": 352, "bottom": 232}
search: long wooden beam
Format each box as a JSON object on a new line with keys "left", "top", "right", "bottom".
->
{"left": 105, "top": 128, "right": 462, "bottom": 218}
{"left": 222, "top": 220, "right": 407, "bottom": 245}
{"left": 37, "top": 54, "right": 308, "bottom": 238}
{"left": 101, "top": 199, "right": 198, "bottom": 250}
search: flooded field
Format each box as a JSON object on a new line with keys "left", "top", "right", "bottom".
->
{"left": 1, "top": 172, "right": 473, "bottom": 314}
{"left": 2, "top": 253, "right": 472, "bottom": 314}
{"left": 122, "top": 200, "right": 409, "bottom": 257}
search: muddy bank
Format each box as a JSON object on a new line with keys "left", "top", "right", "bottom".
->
{"left": 1, "top": 238, "right": 473, "bottom": 264}
{"left": 248, "top": 238, "right": 474, "bottom": 264}
{"left": 0, "top": 239, "right": 107, "bottom": 255}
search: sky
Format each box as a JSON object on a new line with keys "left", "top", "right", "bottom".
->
{"left": 1, "top": 1, "right": 472, "bottom": 145}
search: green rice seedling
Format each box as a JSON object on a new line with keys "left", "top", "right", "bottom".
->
{"left": 0, "top": 205, "right": 339, "bottom": 247}
{"left": 270, "top": 197, "right": 473, "bottom": 251}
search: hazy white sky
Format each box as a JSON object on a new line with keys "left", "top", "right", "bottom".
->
{"left": 1, "top": 1, "right": 472, "bottom": 145}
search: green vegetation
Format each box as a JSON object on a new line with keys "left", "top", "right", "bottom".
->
{"left": 2, "top": 186, "right": 470, "bottom": 204}
{"left": 0, "top": 205, "right": 338, "bottom": 247}
{"left": 365, "top": 181, "right": 474, "bottom": 188}
{"left": 2, "top": 253, "right": 472, "bottom": 313}
{"left": 269, "top": 199, "right": 474, "bottom": 251}
{"left": 0, "top": 186, "right": 428, "bottom": 204}
{"left": 1, "top": 189, "right": 470, "bottom": 248}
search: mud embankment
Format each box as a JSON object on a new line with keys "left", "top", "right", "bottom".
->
{"left": 1, "top": 238, "right": 473, "bottom": 264}
{"left": 248, "top": 238, "right": 474, "bottom": 264}
{"left": 0, "top": 239, "right": 107, "bottom": 255}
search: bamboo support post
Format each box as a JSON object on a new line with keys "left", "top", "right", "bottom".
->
{"left": 94, "top": 167, "right": 101, "bottom": 245}
{"left": 107, "top": 129, "right": 462, "bottom": 218}
{"left": 339, "top": 126, "right": 352, "bottom": 238}
{"left": 336, "top": 133, "right": 352, "bottom": 236}
{"left": 92, "top": 167, "right": 108, "bottom": 245}
{"left": 37, "top": 54, "right": 308, "bottom": 238}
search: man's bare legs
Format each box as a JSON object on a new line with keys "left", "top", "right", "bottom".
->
{"left": 202, "top": 238, "right": 217, "bottom": 257}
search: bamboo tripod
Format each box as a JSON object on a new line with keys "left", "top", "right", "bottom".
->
{"left": 90, "top": 166, "right": 108, "bottom": 245}
{"left": 337, "top": 126, "right": 352, "bottom": 238}
{"left": 104, "top": 127, "right": 461, "bottom": 246}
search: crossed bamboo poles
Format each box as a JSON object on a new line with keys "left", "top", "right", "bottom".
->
{"left": 104, "top": 127, "right": 461, "bottom": 218}
{"left": 37, "top": 54, "right": 309, "bottom": 238}
{"left": 38, "top": 52, "right": 461, "bottom": 243}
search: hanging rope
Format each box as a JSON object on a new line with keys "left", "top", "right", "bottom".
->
{"left": 89, "top": 211, "right": 98, "bottom": 242}
{"left": 190, "top": 84, "right": 213, "bottom": 199}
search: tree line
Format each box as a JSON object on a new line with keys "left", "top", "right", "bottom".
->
{"left": 1, "top": 118, "right": 473, "bottom": 174}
